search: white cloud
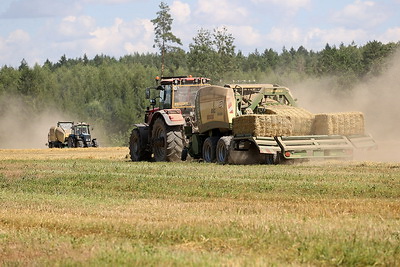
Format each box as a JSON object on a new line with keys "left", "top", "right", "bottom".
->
{"left": 260, "top": 26, "right": 370, "bottom": 51}
{"left": 0, "top": 0, "right": 82, "bottom": 18}
{"left": 87, "top": 18, "right": 154, "bottom": 55}
{"left": 250, "top": 0, "right": 311, "bottom": 20}
{"left": 0, "top": 29, "right": 37, "bottom": 66}
{"left": 252, "top": 0, "right": 310, "bottom": 9}
{"left": 7, "top": 29, "right": 31, "bottom": 43}
{"left": 170, "top": 1, "right": 191, "bottom": 24}
{"left": 305, "top": 27, "right": 368, "bottom": 48}
{"left": 195, "top": 0, "right": 248, "bottom": 25}
{"left": 57, "top": 16, "right": 97, "bottom": 39}
{"left": 83, "top": 0, "right": 138, "bottom": 3}
{"left": 379, "top": 27, "right": 400, "bottom": 43}
{"left": 266, "top": 27, "right": 303, "bottom": 46}
{"left": 230, "top": 26, "right": 263, "bottom": 47}
{"left": 332, "top": 0, "right": 386, "bottom": 28}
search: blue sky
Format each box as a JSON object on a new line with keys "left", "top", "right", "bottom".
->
{"left": 1, "top": 0, "right": 399, "bottom": 67}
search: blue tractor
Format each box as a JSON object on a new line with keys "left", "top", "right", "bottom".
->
{"left": 67, "top": 122, "right": 99, "bottom": 148}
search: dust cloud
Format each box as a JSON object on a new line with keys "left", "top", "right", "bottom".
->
{"left": 0, "top": 97, "right": 72, "bottom": 149}
{"left": 291, "top": 49, "right": 400, "bottom": 162}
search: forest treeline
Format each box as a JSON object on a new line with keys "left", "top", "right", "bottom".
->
{"left": 0, "top": 40, "right": 399, "bottom": 145}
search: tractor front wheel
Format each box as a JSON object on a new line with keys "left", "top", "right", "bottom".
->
{"left": 92, "top": 139, "right": 99, "bottom": 148}
{"left": 151, "top": 118, "right": 183, "bottom": 162}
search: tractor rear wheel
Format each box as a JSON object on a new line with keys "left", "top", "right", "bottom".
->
{"left": 202, "top": 137, "right": 219, "bottom": 163}
{"left": 151, "top": 118, "right": 183, "bottom": 162}
{"left": 76, "top": 140, "right": 84, "bottom": 148}
{"left": 216, "top": 136, "right": 232, "bottom": 164}
{"left": 130, "top": 128, "right": 150, "bottom": 161}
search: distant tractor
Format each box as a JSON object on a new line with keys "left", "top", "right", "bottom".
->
{"left": 47, "top": 121, "right": 98, "bottom": 148}
{"left": 68, "top": 122, "right": 99, "bottom": 148}
{"left": 129, "top": 76, "right": 211, "bottom": 161}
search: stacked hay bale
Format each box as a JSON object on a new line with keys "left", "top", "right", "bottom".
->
{"left": 313, "top": 112, "right": 365, "bottom": 135}
{"left": 265, "top": 106, "right": 315, "bottom": 135}
{"left": 233, "top": 114, "right": 292, "bottom": 137}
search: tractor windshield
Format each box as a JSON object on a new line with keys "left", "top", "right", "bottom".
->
{"left": 173, "top": 85, "right": 203, "bottom": 108}
{"left": 75, "top": 126, "right": 89, "bottom": 135}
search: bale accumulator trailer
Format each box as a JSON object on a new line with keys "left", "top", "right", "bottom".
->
{"left": 183, "top": 84, "right": 376, "bottom": 164}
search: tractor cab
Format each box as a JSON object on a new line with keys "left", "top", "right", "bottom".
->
{"left": 73, "top": 123, "right": 90, "bottom": 135}
{"left": 147, "top": 76, "right": 210, "bottom": 113}
{"left": 69, "top": 122, "right": 98, "bottom": 148}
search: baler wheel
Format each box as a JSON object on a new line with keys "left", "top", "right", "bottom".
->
{"left": 202, "top": 137, "right": 219, "bottom": 163}
{"left": 216, "top": 136, "right": 232, "bottom": 164}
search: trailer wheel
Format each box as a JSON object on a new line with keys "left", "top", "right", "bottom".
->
{"left": 265, "top": 153, "right": 279, "bottom": 165}
{"left": 129, "top": 128, "right": 150, "bottom": 161}
{"left": 68, "top": 137, "right": 75, "bottom": 148}
{"left": 216, "top": 136, "right": 232, "bottom": 164}
{"left": 228, "top": 141, "right": 263, "bottom": 165}
{"left": 152, "top": 118, "right": 183, "bottom": 162}
{"left": 203, "top": 137, "right": 219, "bottom": 163}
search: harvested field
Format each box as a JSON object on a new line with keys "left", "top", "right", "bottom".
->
{"left": 0, "top": 147, "right": 128, "bottom": 160}
{"left": 313, "top": 112, "right": 365, "bottom": 135}
{"left": 0, "top": 147, "right": 399, "bottom": 266}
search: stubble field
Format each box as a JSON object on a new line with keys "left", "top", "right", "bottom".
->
{"left": 0, "top": 147, "right": 399, "bottom": 266}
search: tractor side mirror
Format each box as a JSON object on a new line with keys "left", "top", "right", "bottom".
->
{"left": 145, "top": 88, "right": 151, "bottom": 99}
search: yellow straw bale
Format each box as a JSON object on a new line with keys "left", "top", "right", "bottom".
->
{"left": 233, "top": 114, "right": 292, "bottom": 137}
{"left": 313, "top": 112, "right": 365, "bottom": 135}
{"left": 265, "top": 106, "right": 315, "bottom": 135}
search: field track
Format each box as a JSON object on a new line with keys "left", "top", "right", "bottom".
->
{"left": 1, "top": 147, "right": 400, "bottom": 265}
{"left": 0, "top": 147, "right": 129, "bottom": 160}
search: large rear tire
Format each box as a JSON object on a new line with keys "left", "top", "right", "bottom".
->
{"left": 76, "top": 140, "right": 84, "bottom": 148}
{"left": 202, "top": 137, "right": 219, "bottom": 163}
{"left": 129, "top": 128, "right": 150, "bottom": 161}
{"left": 151, "top": 118, "right": 184, "bottom": 162}
{"left": 216, "top": 136, "right": 232, "bottom": 164}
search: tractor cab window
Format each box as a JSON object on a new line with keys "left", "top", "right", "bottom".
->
{"left": 75, "top": 126, "right": 89, "bottom": 135}
{"left": 173, "top": 85, "right": 202, "bottom": 108}
{"left": 160, "top": 84, "right": 172, "bottom": 109}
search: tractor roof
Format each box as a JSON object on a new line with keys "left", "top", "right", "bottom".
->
{"left": 159, "top": 76, "right": 210, "bottom": 85}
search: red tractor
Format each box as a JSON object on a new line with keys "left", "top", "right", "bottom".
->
{"left": 129, "top": 76, "right": 211, "bottom": 162}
